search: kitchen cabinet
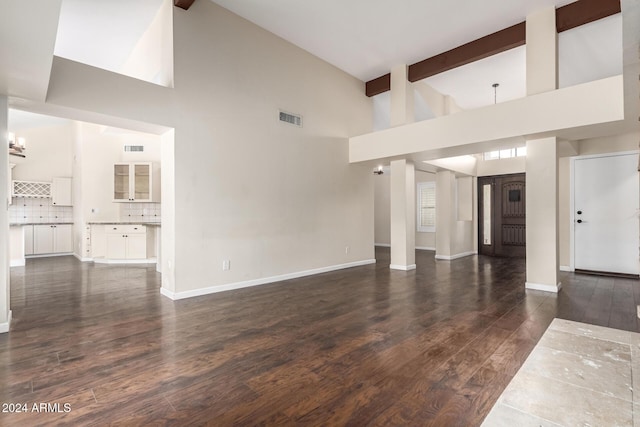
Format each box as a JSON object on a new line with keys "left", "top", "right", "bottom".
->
{"left": 113, "top": 163, "right": 159, "bottom": 202}
{"left": 51, "top": 177, "right": 73, "bottom": 206}
{"left": 105, "top": 224, "right": 147, "bottom": 259}
{"left": 33, "top": 224, "right": 73, "bottom": 255}
{"left": 25, "top": 225, "right": 34, "bottom": 255}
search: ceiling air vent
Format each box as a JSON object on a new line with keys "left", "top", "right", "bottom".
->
{"left": 124, "top": 145, "right": 144, "bottom": 152}
{"left": 279, "top": 110, "right": 302, "bottom": 127}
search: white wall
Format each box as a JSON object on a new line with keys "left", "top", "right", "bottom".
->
{"left": 10, "top": 123, "right": 73, "bottom": 182}
{"left": 374, "top": 170, "right": 436, "bottom": 250}
{"left": 42, "top": 1, "right": 374, "bottom": 296}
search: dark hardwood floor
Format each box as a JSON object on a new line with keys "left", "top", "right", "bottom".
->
{"left": 1, "top": 248, "right": 638, "bottom": 426}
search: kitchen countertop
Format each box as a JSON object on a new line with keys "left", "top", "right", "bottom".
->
{"left": 87, "top": 222, "right": 161, "bottom": 226}
{"left": 10, "top": 222, "right": 74, "bottom": 226}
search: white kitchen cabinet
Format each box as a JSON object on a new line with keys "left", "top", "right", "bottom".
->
{"left": 105, "top": 224, "right": 147, "bottom": 259}
{"left": 33, "top": 224, "right": 73, "bottom": 255}
{"left": 113, "top": 163, "right": 159, "bottom": 202}
{"left": 51, "top": 177, "right": 73, "bottom": 206}
{"left": 25, "top": 225, "right": 34, "bottom": 255}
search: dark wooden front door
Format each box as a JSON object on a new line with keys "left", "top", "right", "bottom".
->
{"left": 478, "top": 173, "right": 526, "bottom": 257}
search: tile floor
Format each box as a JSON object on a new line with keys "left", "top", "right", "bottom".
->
{"left": 483, "top": 318, "right": 639, "bottom": 426}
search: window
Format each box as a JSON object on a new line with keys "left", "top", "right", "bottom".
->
{"left": 483, "top": 147, "right": 527, "bottom": 160}
{"left": 417, "top": 182, "right": 436, "bottom": 232}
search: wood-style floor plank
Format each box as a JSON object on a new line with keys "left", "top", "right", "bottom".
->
{"left": 0, "top": 250, "right": 637, "bottom": 425}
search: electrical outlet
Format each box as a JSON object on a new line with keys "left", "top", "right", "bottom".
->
{"left": 222, "top": 260, "right": 230, "bottom": 271}
{"left": 345, "top": 246, "right": 350, "bottom": 254}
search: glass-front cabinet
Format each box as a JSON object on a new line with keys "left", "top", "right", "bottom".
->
{"left": 113, "top": 163, "right": 157, "bottom": 202}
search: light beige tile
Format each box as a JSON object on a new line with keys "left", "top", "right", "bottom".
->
{"left": 500, "top": 370, "right": 633, "bottom": 427}
{"left": 481, "top": 403, "right": 562, "bottom": 427}
{"left": 538, "top": 329, "right": 631, "bottom": 364}
{"left": 631, "top": 344, "right": 640, "bottom": 405}
{"left": 520, "top": 345, "right": 632, "bottom": 401}
{"left": 635, "top": 404, "right": 640, "bottom": 427}
{"left": 549, "top": 318, "right": 638, "bottom": 346}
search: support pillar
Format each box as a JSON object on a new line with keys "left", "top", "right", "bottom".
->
{"left": 524, "top": 6, "right": 561, "bottom": 293}
{"left": 390, "top": 64, "right": 414, "bottom": 127}
{"left": 390, "top": 159, "right": 415, "bottom": 270}
{"left": 525, "top": 137, "right": 560, "bottom": 292}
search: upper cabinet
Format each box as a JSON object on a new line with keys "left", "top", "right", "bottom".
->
{"left": 51, "top": 177, "right": 73, "bottom": 206}
{"left": 114, "top": 162, "right": 160, "bottom": 203}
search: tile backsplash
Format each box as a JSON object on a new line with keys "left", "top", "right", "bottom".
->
{"left": 120, "top": 202, "right": 161, "bottom": 223}
{"left": 10, "top": 197, "right": 74, "bottom": 223}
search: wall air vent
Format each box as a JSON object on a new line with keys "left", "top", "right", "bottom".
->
{"left": 279, "top": 110, "right": 303, "bottom": 127}
{"left": 124, "top": 145, "right": 144, "bottom": 152}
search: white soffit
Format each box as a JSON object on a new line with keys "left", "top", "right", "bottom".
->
{"left": 54, "top": 0, "right": 163, "bottom": 75}
{"left": 9, "top": 109, "right": 71, "bottom": 131}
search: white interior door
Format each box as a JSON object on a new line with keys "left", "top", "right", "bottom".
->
{"left": 574, "top": 153, "right": 639, "bottom": 275}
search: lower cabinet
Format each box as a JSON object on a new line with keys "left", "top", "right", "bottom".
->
{"left": 32, "top": 224, "right": 73, "bottom": 255}
{"left": 105, "top": 225, "right": 147, "bottom": 260}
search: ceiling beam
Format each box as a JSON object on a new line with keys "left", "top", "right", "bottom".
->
{"left": 408, "top": 22, "right": 525, "bottom": 84}
{"left": 174, "top": 0, "right": 196, "bottom": 10}
{"left": 365, "top": 73, "right": 391, "bottom": 97}
{"left": 364, "top": 0, "right": 622, "bottom": 97}
{"left": 556, "top": 0, "right": 620, "bottom": 33}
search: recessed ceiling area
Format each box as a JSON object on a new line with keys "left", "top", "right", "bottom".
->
{"left": 54, "top": 0, "right": 171, "bottom": 86}
{"left": 9, "top": 109, "right": 71, "bottom": 131}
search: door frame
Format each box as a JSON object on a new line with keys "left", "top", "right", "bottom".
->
{"left": 569, "top": 150, "right": 639, "bottom": 272}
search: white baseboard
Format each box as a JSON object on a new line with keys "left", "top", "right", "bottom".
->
{"left": 560, "top": 265, "right": 573, "bottom": 272}
{"left": 435, "top": 251, "right": 477, "bottom": 261}
{"left": 389, "top": 264, "right": 417, "bottom": 271}
{"left": 161, "top": 258, "right": 377, "bottom": 301}
{"left": 374, "top": 243, "right": 390, "bottom": 248}
{"left": 10, "top": 259, "right": 25, "bottom": 267}
{"left": 26, "top": 252, "right": 74, "bottom": 259}
{"left": 0, "top": 310, "right": 13, "bottom": 334}
{"left": 94, "top": 258, "right": 157, "bottom": 265}
{"left": 416, "top": 246, "right": 435, "bottom": 251}
{"left": 73, "top": 253, "right": 94, "bottom": 262}
{"left": 526, "top": 282, "right": 563, "bottom": 293}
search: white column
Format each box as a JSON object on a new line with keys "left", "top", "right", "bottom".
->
{"left": 526, "top": 7, "right": 558, "bottom": 95}
{"left": 525, "top": 137, "right": 561, "bottom": 292}
{"left": 435, "top": 170, "right": 452, "bottom": 258}
{"left": 390, "top": 64, "right": 414, "bottom": 127}
{"left": 0, "top": 96, "right": 11, "bottom": 332}
{"left": 390, "top": 159, "right": 415, "bottom": 270}
{"left": 524, "top": 6, "right": 560, "bottom": 292}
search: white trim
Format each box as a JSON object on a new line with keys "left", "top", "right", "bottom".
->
{"left": 25, "top": 252, "right": 74, "bottom": 259}
{"left": 570, "top": 150, "right": 640, "bottom": 273}
{"left": 161, "top": 259, "right": 377, "bottom": 301}
{"left": 416, "top": 246, "right": 435, "bottom": 251}
{"left": 0, "top": 311, "right": 13, "bottom": 334}
{"left": 526, "top": 282, "right": 562, "bottom": 293}
{"left": 560, "top": 265, "right": 573, "bottom": 272}
{"left": 389, "top": 264, "right": 417, "bottom": 271}
{"left": 435, "top": 251, "right": 477, "bottom": 261}
{"left": 10, "top": 259, "right": 25, "bottom": 267}
{"left": 94, "top": 258, "right": 157, "bottom": 265}
{"left": 73, "top": 253, "right": 94, "bottom": 262}
{"left": 374, "top": 243, "right": 391, "bottom": 247}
